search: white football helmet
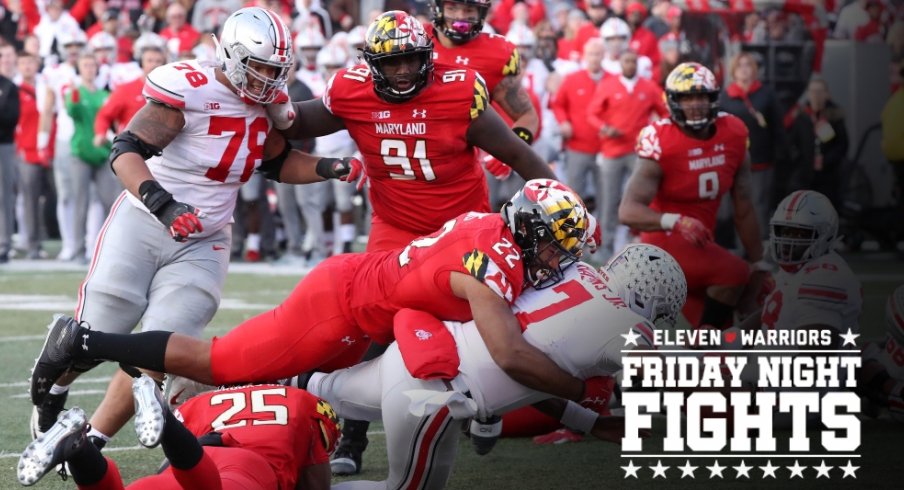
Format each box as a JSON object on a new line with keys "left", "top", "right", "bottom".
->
{"left": 886, "top": 285, "right": 904, "bottom": 346}
{"left": 316, "top": 43, "right": 349, "bottom": 75}
{"left": 88, "top": 32, "right": 116, "bottom": 64}
{"left": 215, "top": 7, "right": 293, "bottom": 104}
{"left": 600, "top": 17, "right": 630, "bottom": 56}
{"left": 347, "top": 25, "right": 366, "bottom": 48}
{"left": 769, "top": 190, "right": 838, "bottom": 266}
{"left": 601, "top": 244, "right": 687, "bottom": 329}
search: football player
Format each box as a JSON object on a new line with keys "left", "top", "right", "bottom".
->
{"left": 273, "top": 10, "right": 557, "bottom": 472}
{"left": 276, "top": 10, "right": 556, "bottom": 251}
{"left": 427, "top": 0, "right": 539, "bottom": 144}
{"left": 296, "top": 244, "right": 686, "bottom": 489}
{"left": 861, "top": 285, "right": 904, "bottom": 421}
{"left": 28, "top": 7, "right": 357, "bottom": 450}
{"left": 619, "top": 62, "right": 765, "bottom": 329}
{"left": 19, "top": 372, "right": 339, "bottom": 489}
{"left": 30, "top": 181, "right": 612, "bottom": 453}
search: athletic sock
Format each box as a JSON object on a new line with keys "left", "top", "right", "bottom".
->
{"left": 67, "top": 438, "right": 109, "bottom": 486}
{"left": 49, "top": 384, "right": 70, "bottom": 395}
{"left": 82, "top": 330, "right": 172, "bottom": 373}
{"left": 161, "top": 410, "right": 203, "bottom": 470}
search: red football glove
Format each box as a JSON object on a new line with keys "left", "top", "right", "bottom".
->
{"left": 674, "top": 215, "right": 712, "bottom": 247}
{"left": 265, "top": 90, "right": 295, "bottom": 130}
{"left": 580, "top": 376, "right": 615, "bottom": 415}
{"left": 338, "top": 157, "right": 367, "bottom": 191}
{"left": 483, "top": 155, "right": 512, "bottom": 180}
{"left": 165, "top": 205, "right": 204, "bottom": 242}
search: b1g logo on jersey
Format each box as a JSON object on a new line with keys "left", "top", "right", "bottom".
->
{"left": 372, "top": 111, "right": 391, "bottom": 120}
{"left": 204, "top": 102, "right": 220, "bottom": 111}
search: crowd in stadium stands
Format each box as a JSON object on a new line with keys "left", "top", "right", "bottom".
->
{"left": 0, "top": 0, "right": 900, "bottom": 266}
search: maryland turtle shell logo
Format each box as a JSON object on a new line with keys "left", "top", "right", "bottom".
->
{"left": 665, "top": 62, "right": 717, "bottom": 93}
{"left": 366, "top": 11, "right": 430, "bottom": 55}
{"left": 522, "top": 180, "right": 589, "bottom": 254}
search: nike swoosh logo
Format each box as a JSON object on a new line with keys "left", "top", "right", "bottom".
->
{"left": 169, "top": 388, "right": 185, "bottom": 406}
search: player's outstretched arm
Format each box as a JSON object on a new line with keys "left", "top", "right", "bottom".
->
{"left": 450, "top": 272, "right": 584, "bottom": 401}
{"left": 618, "top": 157, "right": 666, "bottom": 231}
{"left": 467, "top": 105, "right": 555, "bottom": 181}
{"left": 113, "top": 101, "right": 185, "bottom": 196}
{"left": 730, "top": 154, "right": 764, "bottom": 262}
{"left": 279, "top": 99, "right": 346, "bottom": 140}
{"left": 493, "top": 72, "right": 540, "bottom": 136}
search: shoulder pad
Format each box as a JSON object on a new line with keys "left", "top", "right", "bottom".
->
{"left": 143, "top": 61, "right": 209, "bottom": 109}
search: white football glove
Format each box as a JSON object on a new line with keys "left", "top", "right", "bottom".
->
{"left": 266, "top": 90, "right": 295, "bottom": 130}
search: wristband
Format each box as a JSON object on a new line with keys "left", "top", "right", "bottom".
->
{"left": 660, "top": 213, "right": 681, "bottom": 231}
{"left": 315, "top": 157, "right": 343, "bottom": 180}
{"left": 138, "top": 180, "right": 174, "bottom": 217}
{"left": 751, "top": 259, "right": 773, "bottom": 272}
{"left": 560, "top": 401, "right": 597, "bottom": 434}
{"left": 512, "top": 126, "right": 534, "bottom": 146}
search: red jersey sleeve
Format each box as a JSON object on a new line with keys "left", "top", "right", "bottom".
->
{"left": 428, "top": 26, "right": 520, "bottom": 93}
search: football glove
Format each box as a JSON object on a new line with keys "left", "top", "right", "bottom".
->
{"left": 580, "top": 376, "right": 614, "bottom": 415}
{"left": 139, "top": 180, "right": 204, "bottom": 242}
{"left": 266, "top": 90, "right": 295, "bottom": 130}
{"left": 585, "top": 214, "right": 601, "bottom": 254}
{"left": 483, "top": 155, "right": 512, "bottom": 180}
{"left": 674, "top": 215, "right": 712, "bottom": 247}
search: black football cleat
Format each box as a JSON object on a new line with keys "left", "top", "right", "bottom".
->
{"left": 30, "top": 315, "right": 87, "bottom": 406}
{"left": 30, "top": 390, "right": 69, "bottom": 439}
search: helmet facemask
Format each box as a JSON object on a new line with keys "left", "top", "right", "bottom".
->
{"left": 217, "top": 38, "right": 291, "bottom": 104}
{"left": 769, "top": 190, "right": 839, "bottom": 267}
{"left": 432, "top": 0, "right": 490, "bottom": 44}
{"left": 770, "top": 223, "right": 826, "bottom": 266}
{"left": 519, "top": 219, "right": 584, "bottom": 290}
{"left": 667, "top": 91, "right": 719, "bottom": 132}
{"left": 363, "top": 11, "right": 434, "bottom": 104}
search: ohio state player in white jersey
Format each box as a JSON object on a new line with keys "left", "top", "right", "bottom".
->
{"left": 29, "top": 7, "right": 359, "bottom": 451}
{"left": 744, "top": 190, "right": 861, "bottom": 342}
{"left": 300, "top": 244, "right": 687, "bottom": 489}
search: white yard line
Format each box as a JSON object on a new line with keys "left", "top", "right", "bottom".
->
{"left": 0, "top": 376, "right": 111, "bottom": 389}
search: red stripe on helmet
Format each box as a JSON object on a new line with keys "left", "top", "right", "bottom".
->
{"left": 785, "top": 190, "right": 806, "bottom": 220}
{"left": 263, "top": 8, "right": 287, "bottom": 55}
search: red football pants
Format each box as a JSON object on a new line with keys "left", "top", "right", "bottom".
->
{"left": 210, "top": 256, "right": 371, "bottom": 384}
{"left": 641, "top": 233, "right": 750, "bottom": 326}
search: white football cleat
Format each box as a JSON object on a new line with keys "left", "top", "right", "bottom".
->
{"left": 132, "top": 374, "right": 167, "bottom": 448}
{"left": 18, "top": 407, "right": 87, "bottom": 486}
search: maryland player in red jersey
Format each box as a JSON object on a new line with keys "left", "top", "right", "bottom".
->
{"left": 619, "top": 62, "right": 765, "bottom": 328}
{"left": 19, "top": 373, "right": 339, "bottom": 489}
{"left": 30, "top": 181, "right": 606, "bottom": 444}
{"left": 427, "top": 0, "right": 539, "bottom": 140}
{"left": 276, "top": 11, "right": 555, "bottom": 252}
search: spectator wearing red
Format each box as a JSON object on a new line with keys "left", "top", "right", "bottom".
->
{"left": 626, "top": 1, "right": 660, "bottom": 66}
{"left": 574, "top": 0, "right": 608, "bottom": 57}
{"left": 92, "top": 45, "right": 166, "bottom": 148}
{"left": 853, "top": 0, "right": 885, "bottom": 42}
{"left": 14, "top": 51, "right": 53, "bottom": 259}
{"left": 587, "top": 50, "right": 667, "bottom": 259}
{"left": 159, "top": 2, "right": 200, "bottom": 59}
{"left": 489, "top": 0, "right": 546, "bottom": 33}
{"left": 551, "top": 38, "right": 604, "bottom": 206}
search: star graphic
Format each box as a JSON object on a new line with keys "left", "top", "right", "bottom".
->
{"left": 621, "top": 460, "right": 641, "bottom": 479}
{"left": 813, "top": 460, "right": 832, "bottom": 478}
{"left": 621, "top": 329, "right": 641, "bottom": 346}
{"left": 759, "top": 460, "right": 779, "bottom": 478}
{"left": 733, "top": 460, "right": 753, "bottom": 479}
{"left": 787, "top": 460, "right": 806, "bottom": 479}
{"left": 840, "top": 327, "right": 860, "bottom": 346}
{"left": 839, "top": 460, "right": 859, "bottom": 479}
{"left": 650, "top": 460, "right": 669, "bottom": 479}
{"left": 678, "top": 460, "right": 698, "bottom": 479}
{"left": 707, "top": 460, "right": 725, "bottom": 479}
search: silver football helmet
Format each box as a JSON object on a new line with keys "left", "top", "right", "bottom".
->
{"left": 769, "top": 190, "right": 838, "bottom": 266}
{"left": 601, "top": 244, "right": 687, "bottom": 329}
{"left": 215, "top": 7, "right": 293, "bottom": 104}
{"left": 886, "top": 285, "right": 904, "bottom": 346}
{"left": 316, "top": 43, "right": 349, "bottom": 75}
